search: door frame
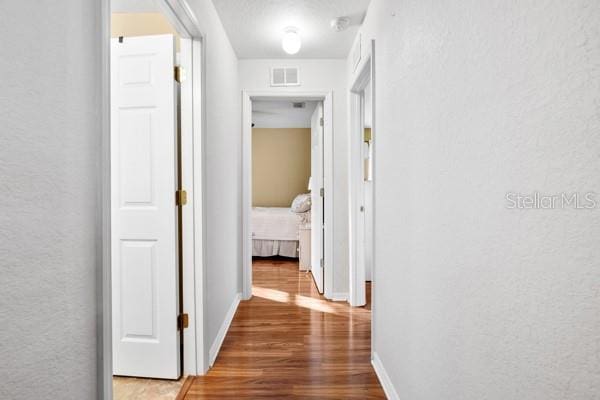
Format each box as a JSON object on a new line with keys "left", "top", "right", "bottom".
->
{"left": 349, "top": 40, "right": 376, "bottom": 308}
{"left": 100, "top": 1, "right": 207, "bottom": 398}
{"left": 241, "top": 91, "right": 334, "bottom": 300}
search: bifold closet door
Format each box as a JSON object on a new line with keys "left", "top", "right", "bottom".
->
{"left": 110, "top": 34, "right": 180, "bottom": 379}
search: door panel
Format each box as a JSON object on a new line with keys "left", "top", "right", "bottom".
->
{"left": 111, "top": 34, "right": 180, "bottom": 379}
{"left": 310, "top": 103, "right": 324, "bottom": 294}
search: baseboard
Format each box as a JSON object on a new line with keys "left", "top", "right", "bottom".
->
{"left": 372, "top": 352, "right": 400, "bottom": 400}
{"left": 331, "top": 292, "right": 348, "bottom": 302}
{"left": 208, "top": 293, "right": 241, "bottom": 367}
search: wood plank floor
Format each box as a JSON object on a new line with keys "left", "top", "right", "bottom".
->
{"left": 182, "top": 257, "right": 385, "bottom": 399}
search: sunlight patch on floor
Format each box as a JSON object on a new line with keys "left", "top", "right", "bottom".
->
{"left": 253, "top": 286, "right": 370, "bottom": 319}
{"left": 252, "top": 286, "right": 291, "bottom": 303}
{"left": 113, "top": 376, "right": 184, "bottom": 400}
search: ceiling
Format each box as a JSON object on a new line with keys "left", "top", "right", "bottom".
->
{"left": 253, "top": 100, "right": 318, "bottom": 128}
{"left": 111, "top": 0, "right": 157, "bottom": 12}
{"left": 212, "top": 0, "right": 371, "bottom": 59}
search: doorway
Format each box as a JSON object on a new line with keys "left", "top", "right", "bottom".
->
{"left": 107, "top": 0, "right": 205, "bottom": 394}
{"left": 241, "top": 92, "right": 334, "bottom": 301}
{"left": 349, "top": 41, "right": 376, "bottom": 310}
{"left": 249, "top": 99, "right": 322, "bottom": 292}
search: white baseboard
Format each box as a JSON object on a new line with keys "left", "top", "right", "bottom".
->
{"left": 208, "top": 292, "right": 241, "bottom": 367}
{"left": 372, "top": 351, "right": 400, "bottom": 400}
{"left": 331, "top": 292, "right": 348, "bottom": 302}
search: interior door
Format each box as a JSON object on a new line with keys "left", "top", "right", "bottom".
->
{"left": 310, "top": 103, "right": 325, "bottom": 293}
{"left": 363, "top": 142, "right": 373, "bottom": 282}
{"left": 111, "top": 34, "right": 180, "bottom": 379}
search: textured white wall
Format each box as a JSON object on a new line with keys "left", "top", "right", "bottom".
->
{"left": 351, "top": 0, "right": 600, "bottom": 398}
{"left": 239, "top": 59, "right": 349, "bottom": 296}
{"left": 185, "top": 0, "right": 242, "bottom": 358}
{"left": 0, "top": 1, "right": 101, "bottom": 399}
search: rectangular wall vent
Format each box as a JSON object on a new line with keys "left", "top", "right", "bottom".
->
{"left": 270, "top": 67, "right": 300, "bottom": 87}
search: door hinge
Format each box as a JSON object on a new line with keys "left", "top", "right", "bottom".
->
{"left": 320, "top": 188, "right": 324, "bottom": 197}
{"left": 176, "top": 189, "right": 187, "bottom": 206}
{"left": 174, "top": 66, "right": 184, "bottom": 83}
{"left": 320, "top": 117, "right": 324, "bottom": 127}
{"left": 320, "top": 259, "right": 324, "bottom": 268}
{"left": 178, "top": 313, "right": 189, "bottom": 330}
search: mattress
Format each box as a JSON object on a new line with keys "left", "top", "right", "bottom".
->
{"left": 252, "top": 207, "right": 301, "bottom": 241}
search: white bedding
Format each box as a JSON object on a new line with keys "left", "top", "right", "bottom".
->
{"left": 252, "top": 207, "right": 301, "bottom": 241}
{"left": 253, "top": 239, "right": 298, "bottom": 258}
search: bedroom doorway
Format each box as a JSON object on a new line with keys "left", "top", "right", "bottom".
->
{"left": 349, "top": 41, "right": 376, "bottom": 308}
{"left": 241, "top": 92, "right": 334, "bottom": 300}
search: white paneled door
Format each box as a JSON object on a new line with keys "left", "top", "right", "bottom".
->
{"left": 111, "top": 34, "right": 180, "bottom": 379}
{"left": 310, "top": 103, "right": 325, "bottom": 293}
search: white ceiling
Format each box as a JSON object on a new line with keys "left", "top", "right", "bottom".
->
{"left": 111, "top": 0, "right": 158, "bottom": 12}
{"left": 253, "top": 100, "right": 318, "bottom": 128}
{"left": 211, "top": 0, "right": 371, "bottom": 59}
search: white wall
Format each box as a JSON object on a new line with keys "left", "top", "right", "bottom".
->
{"left": 0, "top": 1, "right": 101, "bottom": 398}
{"left": 351, "top": 0, "right": 600, "bottom": 399}
{"left": 239, "top": 59, "right": 349, "bottom": 296}
{"left": 185, "top": 1, "right": 241, "bottom": 365}
{"left": 252, "top": 100, "right": 317, "bottom": 128}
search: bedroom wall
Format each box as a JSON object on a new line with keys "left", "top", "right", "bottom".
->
{"left": 351, "top": 0, "right": 600, "bottom": 399}
{"left": 252, "top": 128, "right": 311, "bottom": 207}
{"left": 239, "top": 59, "right": 349, "bottom": 297}
{"left": 185, "top": 0, "right": 242, "bottom": 368}
{"left": 111, "top": 13, "right": 180, "bottom": 49}
{"left": 0, "top": 1, "right": 101, "bottom": 398}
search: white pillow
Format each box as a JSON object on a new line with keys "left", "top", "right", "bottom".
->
{"left": 291, "top": 193, "right": 311, "bottom": 213}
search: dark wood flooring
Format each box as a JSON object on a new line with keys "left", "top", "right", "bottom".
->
{"left": 182, "top": 257, "right": 384, "bottom": 399}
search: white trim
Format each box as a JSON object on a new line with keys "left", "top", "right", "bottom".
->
{"left": 209, "top": 293, "right": 241, "bottom": 366}
{"left": 191, "top": 37, "right": 208, "bottom": 375}
{"left": 179, "top": 37, "right": 200, "bottom": 377}
{"left": 331, "top": 293, "right": 349, "bottom": 302}
{"left": 99, "top": 1, "right": 112, "bottom": 399}
{"left": 348, "top": 41, "right": 375, "bottom": 308}
{"left": 241, "top": 93, "right": 253, "bottom": 300}
{"left": 159, "top": 0, "right": 204, "bottom": 38}
{"left": 241, "top": 91, "right": 335, "bottom": 301}
{"left": 372, "top": 352, "right": 400, "bottom": 400}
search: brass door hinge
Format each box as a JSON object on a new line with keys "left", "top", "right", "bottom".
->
{"left": 178, "top": 313, "right": 189, "bottom": 330}
{"left": 176, "top": 190, "right": 187, "bottom": 206}
{"left": 174, "top": 66, "right": 184, "bottom": 83}
{"left": 320, "top": 188, "right": 324, "bottom": 197}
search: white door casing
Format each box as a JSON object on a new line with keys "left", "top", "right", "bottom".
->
{"left": 311, "top": 102, "right": 325, "bottom": 294}
{"left": 111, "top": 34, "right": 180, "bottom": 379}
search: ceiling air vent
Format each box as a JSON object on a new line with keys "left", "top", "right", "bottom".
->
{"left": 270, "top": 67, "right": 300, "bottom": 87}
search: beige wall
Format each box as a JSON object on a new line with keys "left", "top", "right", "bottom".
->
{"left": 252, "top": 128, "right": 311, "bottom": 207}
{"left": 111, "top": 13, "right": 180, "bottom": 49}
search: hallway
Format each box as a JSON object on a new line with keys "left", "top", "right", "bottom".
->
{"left": 181, "top": 258, "right": 384, "bottom": 399}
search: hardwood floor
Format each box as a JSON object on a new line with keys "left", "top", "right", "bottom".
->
{"left": 182, "top": 257, "right": 384, "bottom": 399}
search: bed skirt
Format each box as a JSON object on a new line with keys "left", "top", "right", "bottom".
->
{"left": 253, "top": 239, "right": 298, "bottom": 258}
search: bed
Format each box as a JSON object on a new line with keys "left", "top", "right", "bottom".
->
{"left": 252, "top": 207, "right": 309, "bottom": 258}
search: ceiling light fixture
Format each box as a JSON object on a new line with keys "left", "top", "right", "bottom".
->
{"left": 282, "top": 27, "right": 301, "bottom": 55}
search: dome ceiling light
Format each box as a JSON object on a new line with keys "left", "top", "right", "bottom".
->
{"left": 282, "top": 26, "right": 301, "bottom": 55}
